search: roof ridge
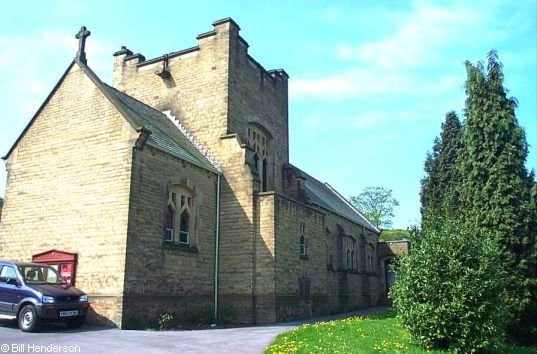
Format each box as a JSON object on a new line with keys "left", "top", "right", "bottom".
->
{"left": 162, "top": 110, "right": 222, "bottom": 172}
{"left": 288, "top": 164, "right": 379, "bottom": 233}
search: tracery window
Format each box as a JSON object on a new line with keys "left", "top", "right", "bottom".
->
{"left": 165, "top": 185, "right": 195, "bottom": 246}
{"left": 247, "top": 124, "right": 272, "bottom": 192}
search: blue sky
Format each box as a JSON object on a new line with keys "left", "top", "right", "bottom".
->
{"left": 0, "top": 0, "right": 535, "bottom": 228}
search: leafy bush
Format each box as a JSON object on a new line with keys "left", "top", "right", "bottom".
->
{"left": 158, "top": 312, "right": 174, "bottom": 330}
{"left": 390, "top": 217, "right": 509, "bottom": 353}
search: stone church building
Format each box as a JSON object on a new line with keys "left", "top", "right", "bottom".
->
{"left": 0, "top": 19, "right": 402, "bottom": 328}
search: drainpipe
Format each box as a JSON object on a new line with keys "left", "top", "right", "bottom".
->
{"left": 213, "top": 173, "right": 221, "bottom": 323}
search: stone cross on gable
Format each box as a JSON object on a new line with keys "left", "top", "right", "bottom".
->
{"left": 75, "top": 26, "right": 91, "bottom": 64}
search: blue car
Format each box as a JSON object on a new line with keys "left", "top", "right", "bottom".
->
{"left": 0, "top": 260, "right": 89, "bottom": 332}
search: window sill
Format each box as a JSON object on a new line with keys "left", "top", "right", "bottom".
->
{"left": 299, "top": 255, "right": 309, "bottom": 260}
{"left": 163, "top": 242, "right": 198, "bottom": 254}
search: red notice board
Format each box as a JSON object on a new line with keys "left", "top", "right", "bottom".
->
{"left": 32, "top": 249, "right": 78, "bottom": 286}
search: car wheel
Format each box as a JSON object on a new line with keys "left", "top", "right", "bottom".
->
{"left": 18, "top": 305, "right": 39, "bottom": 332}
{"left": 66, "top": 317, "right": 85, "bottom": 329}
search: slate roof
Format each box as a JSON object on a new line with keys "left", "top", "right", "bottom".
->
{"left": 291, "top": 165, "right": 379, "bottom": 233}
{"left": 79, "top": 63, "right": 220, "bottom": 173}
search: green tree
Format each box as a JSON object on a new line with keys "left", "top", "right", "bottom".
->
{"left": 350, "top": 187, "right": 399, "bottom": 229}
{"left": 390, "top": 216, "right": 508, "bottom": 352}
{"left": 420, "top": 111, "right": 462, "bottom": 217}
{"left": 459, "top": 50, "right": 536, "bottom": 344}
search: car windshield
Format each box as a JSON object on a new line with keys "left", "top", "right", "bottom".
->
{"left": 18, "top": 265, "right": 66, "bottom": 285}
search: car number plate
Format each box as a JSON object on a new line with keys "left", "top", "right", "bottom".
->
{"left": 59, "top": 310, "right": 79, "bottom": 317}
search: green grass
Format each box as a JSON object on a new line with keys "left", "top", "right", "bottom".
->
{"left": 265, "top": 310, "right": 536, "bottom": 354}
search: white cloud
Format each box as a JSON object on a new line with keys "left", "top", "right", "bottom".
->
{"left": 332, "top": 0, "right": 535, "bottom": 74}
{"left": 290, "top": 69, "right": 460, "bottom": 100}
{"left": 290, "top": 1, "right": 520, "bottom": 101}
{"left": 335, "top": 1, "right": 484, "bottom": 71}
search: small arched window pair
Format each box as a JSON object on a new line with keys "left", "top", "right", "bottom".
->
{"left": 165, "top": 187, "right": 194, "bottom": 246}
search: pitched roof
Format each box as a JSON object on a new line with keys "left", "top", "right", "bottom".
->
{"left": 291, "top": 165, "right": 379, "bottom": 233}
{"left": 3, "top": 60, "right": 219, "bottom": 174}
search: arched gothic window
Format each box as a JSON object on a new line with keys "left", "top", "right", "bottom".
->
{"left": 179, "top": 210, "right": 190, "bottom": 244}
{"left": 164, "top": 205, "right": 174, "bottom": 242}
{"left": 165, "top": 185, "right": 195, "bottom": 246}
{"left": 248, "top": 124, "right": 272, "bottom": 192}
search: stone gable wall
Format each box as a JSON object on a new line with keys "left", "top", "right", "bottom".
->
{"left": 0, "top": 64, "right": 136, "bottom": 326}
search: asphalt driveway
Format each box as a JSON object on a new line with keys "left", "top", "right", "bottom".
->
{"left": 0, "top": 307, "right": 387, "bottom": 354}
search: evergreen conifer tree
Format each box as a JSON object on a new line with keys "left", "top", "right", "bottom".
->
{"left": 420, "top": 111, "right": 462, "bottom": 217}
{"left": 459, "top": 50, "right": 536, "bottom": 343}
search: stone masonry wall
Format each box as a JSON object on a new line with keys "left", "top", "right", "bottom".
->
{"left": 0, "top": 63, "right": 136, "bottom": 326}
{"left": 227, "top": 30, "right": 289, "bottom": 194}
{"left": 254, "top": 193, "right": 276, "bottom": 323}
{"left": 273, "top": 195, "right": 328, "bottom": 321}
{"left": 323, "top": 210, "right": 380, "bottom": 312}
{"left": 112, "top": 19, "right": 261, "bottom": 324}
{"left": 112, "top": 21, "right": 231, "bottom": 155}
{"left": 122, "top": 146, "right": 218, "bottom": 328}
{"left": 216, "top": 135, "right": 257, "bottom": 324}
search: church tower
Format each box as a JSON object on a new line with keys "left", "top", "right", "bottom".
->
{"left": 112, "top": 18, "right": 290, "bottom": 323}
